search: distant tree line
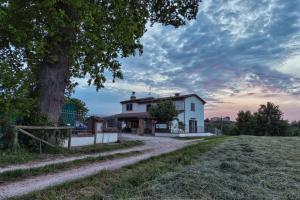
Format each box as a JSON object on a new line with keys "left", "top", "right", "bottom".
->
{"left": 206, "top": 102, "right": 300, "bottom": 136}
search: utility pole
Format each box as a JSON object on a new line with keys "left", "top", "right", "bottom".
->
{"left": 220, "top": 116, "right": 223, "bottom": 134}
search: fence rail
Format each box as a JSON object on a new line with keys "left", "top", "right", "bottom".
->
{"left": 14, "top": 125, "right": 73, "bottom": 153}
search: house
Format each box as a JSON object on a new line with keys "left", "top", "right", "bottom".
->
{"left": 116, "top": 92, "right": 206, "bottom": 134}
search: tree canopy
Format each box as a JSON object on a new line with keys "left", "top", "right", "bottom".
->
{"left": 0, "top": 0, "right": 201, "bottom": 122}
{"left": 149, "top": 100, "right": 179, "bottom": 123}
{"left": 236, "top": 102, "right": 289, "bottom": 136}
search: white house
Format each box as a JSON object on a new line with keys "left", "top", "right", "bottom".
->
{"left": 115, "top": 92, "right": 206, "bottom": 134}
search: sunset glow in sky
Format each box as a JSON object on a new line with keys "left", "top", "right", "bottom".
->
{"left": 73, "top": 0, "right": 300, "bottom": 121}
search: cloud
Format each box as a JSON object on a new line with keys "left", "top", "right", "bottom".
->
{"left": 115, "top": 0, "right": 300, "bottom": 99}
{"left": 74, "top": 0, "right": 300, "bottom": 120}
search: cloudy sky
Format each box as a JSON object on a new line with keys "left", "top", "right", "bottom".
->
{"left": 73, "top": 0, "right": 300, "bottom": 121}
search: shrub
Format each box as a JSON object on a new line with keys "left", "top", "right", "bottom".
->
{"left": 0, "top": 116, "right": 16, "bottom": 149}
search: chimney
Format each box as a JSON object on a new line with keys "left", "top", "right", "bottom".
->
{"left": 130, "top": 91, "right": 136, "bottom": 100}
{"left": 174, "top": 93, "right": 180, "bottom": 97}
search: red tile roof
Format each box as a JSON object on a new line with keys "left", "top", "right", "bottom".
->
{"left": 114, "top": 112, "right": 151, "bottom": 119}
{"left": 120, "top": 94, "right": 206, "bottom": 104}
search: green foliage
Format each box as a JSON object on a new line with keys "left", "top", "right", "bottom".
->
{"left": 0, "top": 148, "right": 35, "bottom": 166}
{"left": 236, "top": 102, "right": 290, "bottom": 136}
{"left": 65, "top": 97, "right": 88, "bottom": 118}
{"left": 0, "top": 0, "right": 200, "bottom": 124}
{"left": 287, "top": 121, "right": 300, "bottom": 136}
{"left": 0, "top": 115, "right": 15, "bottom": 149}
{"left": 205, "top": 121, "right": 238, "bottom": 135}
{"left": 0, "top": 1, "right": 201, "bottom": 148}
{"left": 236, "top": 110, "right": 256, "bottom": 135}
{"left": 149, "top": 100, "right": 179, "bottom": 123}
{"left": 254, "top": 102, "right": 288, "bottom": 136}
{"left": 178, "top": 121, "right": 185, "bottom": 130}
{"left": 0, "top": 0, "right": 200, "bottom": 91}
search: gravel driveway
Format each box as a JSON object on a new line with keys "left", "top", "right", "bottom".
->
{"left": 0, "top": 134, "right": 202, "bottom": 199}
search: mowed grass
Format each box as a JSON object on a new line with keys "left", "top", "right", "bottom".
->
{"left": 11, "top": 136, "right": 300, "bottom": 200}
{"left": 11, "top": 136, "right": 228, "bottom": 200}
{"left": 0, "top": 140, "right": 143, "bottom": 167}
{"left": 142, "top": 136, "right": 300, "bottom": 200}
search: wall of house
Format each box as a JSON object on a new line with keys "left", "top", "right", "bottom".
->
{"left": 122, "top": 103, "right": 147, "bottom": 113}
{"left": 122, "top": 100, "right": 184, "bottom": 114}
{"left": 173, "top": 100, "right": 184, "bottom": 110}
{"left": 184, "top": 96, "right": 205, "bottom": 133}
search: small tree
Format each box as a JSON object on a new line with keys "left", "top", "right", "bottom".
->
{"left": 65, "top": 98, "right": 89, "bottom": 121}
{"left": 236, "top": 102, "right": 289, "bottom": 136}
{"left": 149, "top": 100, "right": 179, "bottom": 130}
{"left": 236, "top": 110, "right": 255, "bottom": 135}
{"left": 255, "top": 102, "right": 288, "bottom": 136}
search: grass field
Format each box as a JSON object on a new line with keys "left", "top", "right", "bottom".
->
{"left": 0, "top": 140, "right": 143, "bottom": 167}
{"left": 11, "top": 136, "right": 300, "bottom": 200}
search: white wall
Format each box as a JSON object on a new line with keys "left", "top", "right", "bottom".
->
{"left": 63, "top": 133, "right": 118, "bottom": 147}
{"left": 95, "top": 133, "right": 118, "bottom": 143}
{"left": 122, "top": 100, "right": 184, "bottom": 114}
{"left": 122, "top": 103, "right": 147, "bottom": 113}
{"left": 184, "top": 96, "right": 205, "bottom": 133}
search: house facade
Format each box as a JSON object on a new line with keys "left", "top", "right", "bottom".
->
{"left": 117, "top": 92, "right": 206, "bottom": 134}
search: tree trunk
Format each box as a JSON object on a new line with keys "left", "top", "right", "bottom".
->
{"left": 37, "top": 51, "right": 70, "bottom": 124}
{"left": 37, "top": 2, "right": 77, "bottom": 124}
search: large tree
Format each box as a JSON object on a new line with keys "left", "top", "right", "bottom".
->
{"left": 0, "top": 0, "right": 201, "bottom": 123}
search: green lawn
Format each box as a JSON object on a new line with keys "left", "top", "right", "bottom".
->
{"left": 0, "top": 140, "right": 143, "bottom": 167}
{"left": 11, "top": 136, "right": 300, "bottom": 200}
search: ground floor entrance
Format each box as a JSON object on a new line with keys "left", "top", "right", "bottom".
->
{"left": 122, "top": 119, "right": 154, "bottom": 134}
{"left": 189, "top": 119, "right": 198, "bottom": 133}
{"left": 115, "top": 113, "right": 155, "bottom": 135}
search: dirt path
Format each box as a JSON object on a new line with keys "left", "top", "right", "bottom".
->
{"left": 0, "top": 134, "right": 203, "bottom": 199}
{"left": 0, "top": 144, "right": 149, "bottom": 174}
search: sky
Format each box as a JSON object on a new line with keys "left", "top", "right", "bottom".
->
{"left": 73, "top": 0, "right": 300, "bottom": 121}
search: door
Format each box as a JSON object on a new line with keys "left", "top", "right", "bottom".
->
{"left": 189, "top": 119, "right": 197, "bottom": 133}
{"left": 96, "top": 122, "right": 103, "bottom": 133}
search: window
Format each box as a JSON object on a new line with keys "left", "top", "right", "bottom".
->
{"left": 146, "top": 104, "right": 152, "bottom": 112}
{"left": 107, "top": 119, "right": 115, "bottom": 127}
{"left": 127, "top": 121, "right": 138, "bottom": 128}
{"left": 191, "top": 103, "right": 195, "bottom": 111}
{"left": 126, "top": 103, "right": 133, "bottom": 111}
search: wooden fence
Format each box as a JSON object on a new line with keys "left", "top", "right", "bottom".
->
{"left": 14, "top": 125, "right": 73, "bottom": 153}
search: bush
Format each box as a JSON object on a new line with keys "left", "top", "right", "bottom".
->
{"left": 205, "top": 121, "right": 238, "bottom": 135}
{"left": 236, "top": 102, "right": 296, "bottom": 136}
{"left": 0, "top": 116, "right": 15, "bottom": 149}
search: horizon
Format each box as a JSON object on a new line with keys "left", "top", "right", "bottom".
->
{"left": 72, "top": 0, "right": 300, "bottom": 122}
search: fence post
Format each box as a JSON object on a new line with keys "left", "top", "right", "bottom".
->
{"left": 12, "top": 126, "right": 20, "bottom": 150}
{"left": 68, "top": 128, "right": 72, "bottom": 150}
{"left": 94, "top": 132, "right": 97, "bottom": 145}
{"left": 39, "top": 141, "right": 42, "bottom": 154}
